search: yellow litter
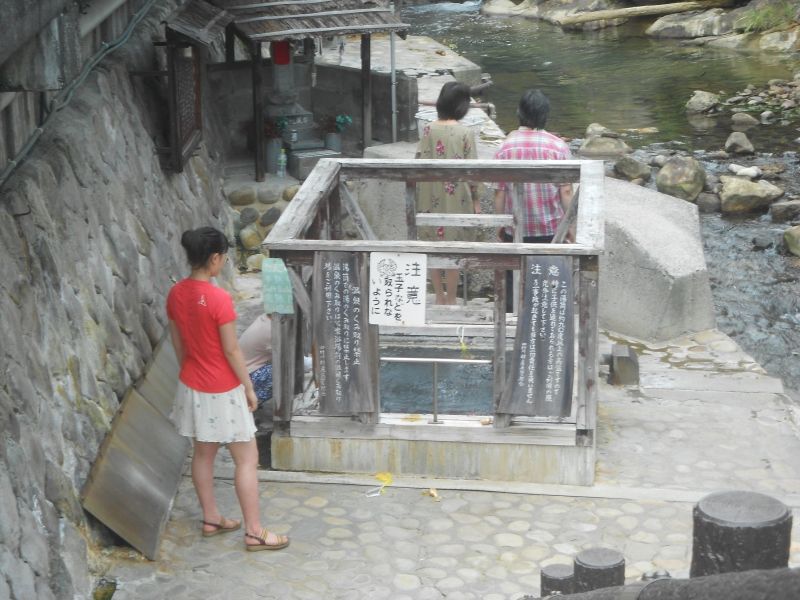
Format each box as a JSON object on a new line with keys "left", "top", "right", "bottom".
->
{"left": 365, "top": 472, "right": 394, "bottom": 497}
{"left": 423, "top": 488, "right": 441, "bottom": 502}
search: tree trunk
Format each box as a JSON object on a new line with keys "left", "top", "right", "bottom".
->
{"left": 558, "top": 0, "right": 736, "bottom": 27}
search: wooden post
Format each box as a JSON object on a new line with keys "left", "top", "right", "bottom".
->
{"left": 225, "top": 24, "right": 235, "bottom": 63}
{"left": 271, "top": 313, "right": 297, "bottom": 422}
{"left": 329, "top": 182, "right": 343, "bottom": 240}
{"left": 165, "top": 41, "right": 180, "bottom": 172}
{"left": 576, "top": 254, "right": 599, "bottom": 431}
{"left": 360, "top": 34, "right": 372, "bottom": 150}
{"left": 251, "top": 41, "right": 265, "bottom": 182}
{"left": 492, "top": 268, "right": 507, "bottom": 426}
{"left": 511, "top": 183, "right": 525, "bottom": 314}
{"left": 405, "top": 181, "right": 417, "bottom": 241}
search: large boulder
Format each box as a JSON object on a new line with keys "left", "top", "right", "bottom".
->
{"left": 731, "top": 112, "right": 759, "bottom": 130}
{"left": 614, "top": 156, "right": 651, "bottom": 182}
{"left": 601, "top": 178, "right": 715, "bottom": 341}
{"left": 579, "top": 135, "right": 632, "bottom": 157}
{"left": 725, "top": 131, "right": 754, "bottom": 154}
{"left": 785, "top": 225, "right": 800, "bottom": 257}
{"left": 770, "top": 200, "right": 800, "bottom": 223}
{"left": 646, "top": 8, "right": 735, "bottom": 38}
{"left": 655, "top": 156, "right": 706, "bottom": 202}
{"left": 686, "top": 90, "right": 720, "bottom": 114}
{"left": 719, "top": 176, "right": 784, "bottom": 214}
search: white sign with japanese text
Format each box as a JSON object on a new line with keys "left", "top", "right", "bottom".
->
{"left": 368, "top": 252, "right": 427, "bottom": 326}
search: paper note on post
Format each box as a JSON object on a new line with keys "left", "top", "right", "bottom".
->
{"left": 261, "top": 258, "right": 295, "bottom": 314}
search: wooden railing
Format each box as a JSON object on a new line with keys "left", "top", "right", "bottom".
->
{"left": 263, "top": 158, "right": 604, "bottom": 436}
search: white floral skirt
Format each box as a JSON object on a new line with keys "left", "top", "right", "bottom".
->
{"left": 171, "top": 381, "right": 256, "bottom": 444}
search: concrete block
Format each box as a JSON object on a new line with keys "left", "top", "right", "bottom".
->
{"left": 288, "top": 148, "right": 341, "bottom": 180}
{"left": 600, "top": 178, "right": 715, "bottom": 342}
{"left": 610, "top": 344, "right": 640, "bottom": 386}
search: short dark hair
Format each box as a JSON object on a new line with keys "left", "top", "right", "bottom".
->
{"left": 180, "top": 227, "right": 230, "bottom": 268}
{"left": 517, "top": 89, "right": 550, "bottom": 129}
{"left": 436, "top": 81, "right": 471, "bottom": 121}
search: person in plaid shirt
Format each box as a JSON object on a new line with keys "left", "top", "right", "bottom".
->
{"left": 493, "top": 89, "right": 574, "bottom": 311}
{"left": 493, "top": 88, "right": 573, "bottom": 243}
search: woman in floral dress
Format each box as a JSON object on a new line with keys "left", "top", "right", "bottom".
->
{"left": 416, "top": 81, "right": 480, "bottom": 305}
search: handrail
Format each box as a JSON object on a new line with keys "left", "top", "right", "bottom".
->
{"left": 264, "top": 238, "right": 601, "bottom": 256}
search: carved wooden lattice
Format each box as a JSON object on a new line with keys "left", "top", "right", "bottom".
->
{"left": 167, "top": 44, "right": 202, "bottom": 172}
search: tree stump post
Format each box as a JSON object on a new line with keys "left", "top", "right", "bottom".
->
{"left": 574, "top": 548, "right": 625, "bottom": 592}
{"left": 690, "top": 490, "right": 792, "bottom": 577}
{"left": 541, "top": 563, "right": 575, "bottom": 597}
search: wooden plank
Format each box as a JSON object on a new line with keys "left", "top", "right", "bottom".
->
{"left": 405, "top": 181, "right": 417, "bottom": 241}
{"left": 311, "top": 252, "right": 379, "bottom": 417}
{"left": 576, "top": 256, "right": 599, "bottom": 431}
{"left": 225, "top": 23, "right": 235, "bottom": 62}
{"left": 558, "top": 0, "right": 735, "bottom": 26}
{"left": 250, "top": 24, "right": 407, "bottom": 39}
{"left": 289, "top": 415, "right": 577, "bottom": 446}
{"left": 228, "top": 0, "right": 332, "bottom": 9}
{"left": 493, "top": 269, "right": 507, "bottom": 415}
{"left": 339, "top": 159, "right": 582, "bottom": 183}
{"left": 576, "top": 160, "right": 604, "bottom": 249}
{"left": 361, "top": 34, "right": 372, "bottom": 150}
{"left": 552, "top": 185, "right": 579, "bottom": 244}
{"left": 272, "top": 313, "right": 297, "bottom": 422}
{"left": 264, "top": 158, "right": 340, "bottom": 242}
{"left": 339, "top": 183, "right": 377, "bottom": 241}
{"left": 277, "top": 252, "right": 523, "bottom": 270}
{"left": 286, "top": 267, "right": 312, "bottom": 317}
{"left": 415, "top": 213, "right": 514, "bottom": 228}
{"left": 251, "top": 41, "right": 265, "bottom": 182}
{"left": 236, "top": 8, "right": 391, "bottom": 24}
{"left": 329, "top": 180, "right": 343, "bottom": 240}
{"left": 264, "top": 239, "right": 600, "bottom": 256}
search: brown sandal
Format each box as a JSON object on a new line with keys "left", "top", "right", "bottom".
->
{"left": 201, "top": 517, "right": 241, "bottom": 537}
{"left": 245, "top": 528, "right": 290, "bottom": 551}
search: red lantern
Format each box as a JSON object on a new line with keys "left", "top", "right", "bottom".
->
{"left": 270, "top": 41, "right": 291, "bottom": 65}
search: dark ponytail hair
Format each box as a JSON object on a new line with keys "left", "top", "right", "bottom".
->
{"left": 180, "top": 227, "right": 231, "bottom": 269}
{"left": 436, "top": 81, "right": 471, "bottom": 121}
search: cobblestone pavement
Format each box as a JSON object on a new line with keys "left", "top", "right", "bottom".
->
{"left": 105, "top": 325, "right": 800, "bottom": 599}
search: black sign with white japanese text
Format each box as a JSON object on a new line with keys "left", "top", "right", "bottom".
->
{"left": 501, "top": 255, "right": 574, "bottom": 418}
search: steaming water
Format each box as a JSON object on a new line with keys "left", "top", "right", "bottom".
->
{"left": 404, "top": 2, "right": 799, "bottom": 150}
{"left": 398, "top": 2, "right": 800, "bottom": 398}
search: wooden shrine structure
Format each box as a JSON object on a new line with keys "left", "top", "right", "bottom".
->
{"left": 263, "top": 158, "right": 605, "bottom": 485}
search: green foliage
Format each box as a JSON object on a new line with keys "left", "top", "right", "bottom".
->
{"left": 334, "top": 114, "right": 353, "bottom": 132}
{"left": 736, "top": 1, "right": 797, "bottom": 33}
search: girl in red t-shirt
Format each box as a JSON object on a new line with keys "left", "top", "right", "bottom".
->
{"left": 167, "top": 227, "right": 289, "bottom": 551}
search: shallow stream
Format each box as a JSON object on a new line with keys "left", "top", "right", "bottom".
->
{"left": 404, "top": 2, "right": 800, "bottom": 397}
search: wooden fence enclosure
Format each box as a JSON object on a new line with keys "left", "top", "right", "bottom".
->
{"left": 263, "top": 158, "right": 604, "bottom": 485}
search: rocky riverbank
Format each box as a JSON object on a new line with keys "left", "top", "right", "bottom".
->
{"left": 483, "top": 0, "right": 800, "bottom": 52}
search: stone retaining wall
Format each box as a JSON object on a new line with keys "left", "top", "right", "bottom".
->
{"left": 0, "top": 11, "right": 232, "bottom": 599}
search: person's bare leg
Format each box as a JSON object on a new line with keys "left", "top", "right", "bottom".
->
{"left": 444, "top": 270, "right": 460, "bottom": 305}
{"left": 431, "top": 269, "right": 446, "bottom": 304}
{"left": 193, "top": 441, "right": 238, "bottom": 533}
{"left": 228, "top": 439, "right": 286, "bottom": 546}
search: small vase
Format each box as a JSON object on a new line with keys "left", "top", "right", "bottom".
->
{"left": 325, "top": 132, "right": 342, "bottom": 152}
{"left": 265, "top": 138, "right": 282, "bottom": 174}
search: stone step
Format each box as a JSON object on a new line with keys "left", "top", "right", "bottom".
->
{"left": 284, "top": 137, "right": 325, "bottom": 151}
{"left": 288, "top": 148, "right": 342, "bottom": 180}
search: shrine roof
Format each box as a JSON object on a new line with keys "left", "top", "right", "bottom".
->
{"left": 209, "top": 0, "right": 409, "bottom": 42}
{"left": 164, "top": 0, "right": 234, "bottom": 47}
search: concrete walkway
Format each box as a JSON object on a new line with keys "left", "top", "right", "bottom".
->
{"left": 105, "top": 276, "right": 800, "bottom": 599}
{"left": 105, "top": 34, "right": 800, "bottom": 600}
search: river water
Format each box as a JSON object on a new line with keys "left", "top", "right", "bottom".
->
{"left": 403, "top": 1, "right": 800, "bottom": 397}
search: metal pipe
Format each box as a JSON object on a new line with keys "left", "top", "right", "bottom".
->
{"left": 390, "top": 30, "right": 397, "bottom": 142}
{"left": 431, "top": 362, "right": 440, "bottom": 424}
{"left": 380, "top": 357, "right": 491, "bottom": 365}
